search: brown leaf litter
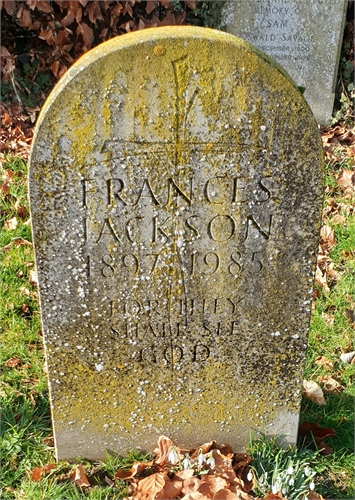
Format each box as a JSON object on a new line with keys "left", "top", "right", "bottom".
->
{"left": 113, "top": 436, "right": 255, "bottom": 500}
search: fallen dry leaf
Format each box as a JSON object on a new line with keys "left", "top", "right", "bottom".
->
{"left": 321, "top": 312, "right": 335, "bottom": 326}
{"left": 104, "top": 475, "right": 114, "bottom": 486}
{"left": 16, "top": 205, "right": 27, "bottom": 218}
{"left": 174, "top": 469, "right": 195, "bottom": 481}
{"left": 306, "top": 491, "right": 326, "bottom": 500}
{"left": 2, "top": 169, "right": 14, "bottom": 183}
{"left": 233, "top": 490, "right": 255, "bottom": 500}
{"left": 76, "top": 22, "right": 94, "bottom": 49}
{"left": 154, "top": 435, "right": 175, "bottom": 464}
{"left": 324, "top": 261, "right": 339, "bottom": 282}
{"left": 69, "top": 464, "right": 91, "bottom": 488}
{"left": 264, "top": 493, "right": 286, "bottom": 500}
{"left": 182, "top": 476, "right": 201, "bottom": 495}
{"left": 4, "top": 357, "right": 21, "bottom": 367}
{"left": 345, "top": 308, "right": 355, "bottom": 326}
{"left": 315, "top": 264, "right": 330, "bottom": 294}
{"left": 155, "top": 476, "right": 183, "bottom": 500}
{"left": 69, "top": 464, "right": 90, "bottom": 487}
{"left": 314, "top": 356, "right": 333, "bottom": 370}
{"left": 340, "top": 351, "right": 355, "bottom": 364}
{"left": 190, "top": 440, "right": 216, "bottom": 458}
{"left": 181, "top": 492, "right": 210, "bottom": 500}
{"left": 30, "top": 463, "right": 55, "bottom": 481}
{"left": 302, "top": 380, "right": 326, "bottom": 405}
{"left": 229, "top": 476, "right": 247, "bottom": 492}
{"left": 331, "top": 213, "right": 347, "bottom": 225}
{"left": 198, "top": 475, "right": 230, "bottom": 497}
{"left": 115, "top": 460, "right": 154, "bottom": 480}
{"left": 320, "top": 225, "right": 336, "bottom": 250}
{"left": 317, "top": 375, "right": 344, "bottom": 394}
{"left": 213, "top": 489, "right": 239, "bottom": 500}
{"left": 321, "top": 125, "right": 355, "bottom": 166}
{"left": 29, "top": 269, "right": 38, "bottom": 286}
{"left": 43, "top": 434, "right": 54, "bottom": 447}
{"left": 28, "top": 388, "right": 36, "bottom": 409}
{"left": 2, "top": 238, "right": 32, "bottom": 251}
{"left": 20, "top": 303, "right": 29, "bottom": 314}
{"left": 20, "top": 377, "right": 39, "bottom": 385}
{"left": 298, "top": 422, "right": 335, "bottom": 455}
{"left": 114, "top": 436, "right": 255, "bottom": 500}
{"left": 215, "top": 443, "right": 235, "bottom": 456}
{"left": 4, "top": 216, "right": 18, "bottom": 231}
{"left": 145, "top": 0, "right": 156, "bottom": 15}
{"left": 210, "top": 448, "right": 233, "bottom": 469}
{"left": 0, "top": 181, "right": 10, "bottom": 196}
{"left": 336, "top": 168, "right": 355, "bottom": 197}
{"left": 233, "top": 453, "right": 252, "bottom": 473}
{"left": 134, "top": 472, "right": 167, "bottom": 499}
{"left": 2, "top": 111, "right": 12, "bottom": 126}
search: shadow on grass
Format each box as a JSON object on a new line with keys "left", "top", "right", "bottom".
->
{"left": 300, "top": 391, "right": 355, "bottom": 499}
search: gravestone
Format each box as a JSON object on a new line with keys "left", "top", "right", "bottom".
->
{"left": 30, "top": 26, "right": 324, "bottom": 461}
{"left": 221, "top": 0, "right": 348, "bottom": 125}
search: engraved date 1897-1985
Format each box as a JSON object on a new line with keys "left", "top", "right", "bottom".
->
{"left": 88, "top": 250, "right": 263, "bottom": 279}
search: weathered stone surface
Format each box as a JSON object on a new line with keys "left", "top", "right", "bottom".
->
{"left": 221, "top": 0, "right": 347, "bottom": 124}
{"left": 30, "top": 26, "right": 324, "bottom": 461}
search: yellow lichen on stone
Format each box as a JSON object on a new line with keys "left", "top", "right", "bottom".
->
{"left": 153, "top": 45, "right": 166, "bottom": 56}
{"left": 29, "top": 26, "right": 324, "bottom": 460}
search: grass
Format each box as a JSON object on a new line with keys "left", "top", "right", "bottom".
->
{"left": 0, "top": 147, "right": 354, "bottom": 499}
{"left": 299, "top": 150, "right": 355, "bottom": 499}
{"left": 248, "top": 436, "right": 320, "bottom": 500}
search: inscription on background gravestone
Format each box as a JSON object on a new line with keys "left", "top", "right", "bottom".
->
{"left": 221, "top": 0, "right": 348, "bottom": 124}
{"left": 30, "top": 26, "right": 324, "bottom": 460}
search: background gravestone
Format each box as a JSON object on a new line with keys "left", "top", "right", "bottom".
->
{"left": 221, "top": 0, "right": 348, "bottom": 125}
{"left": 30, "top": 26, "right": 324, "bottom": 461}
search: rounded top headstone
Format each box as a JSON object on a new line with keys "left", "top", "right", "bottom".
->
{"left": 30, "top": 27, "right": 324, "bottom": 461}
{"left": 31, "top": 25, "right": 318, "bottom": 167}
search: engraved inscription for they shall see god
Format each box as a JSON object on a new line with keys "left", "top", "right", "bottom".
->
{"left": 77, "top": 144, "right": 280, "bottom": 367}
